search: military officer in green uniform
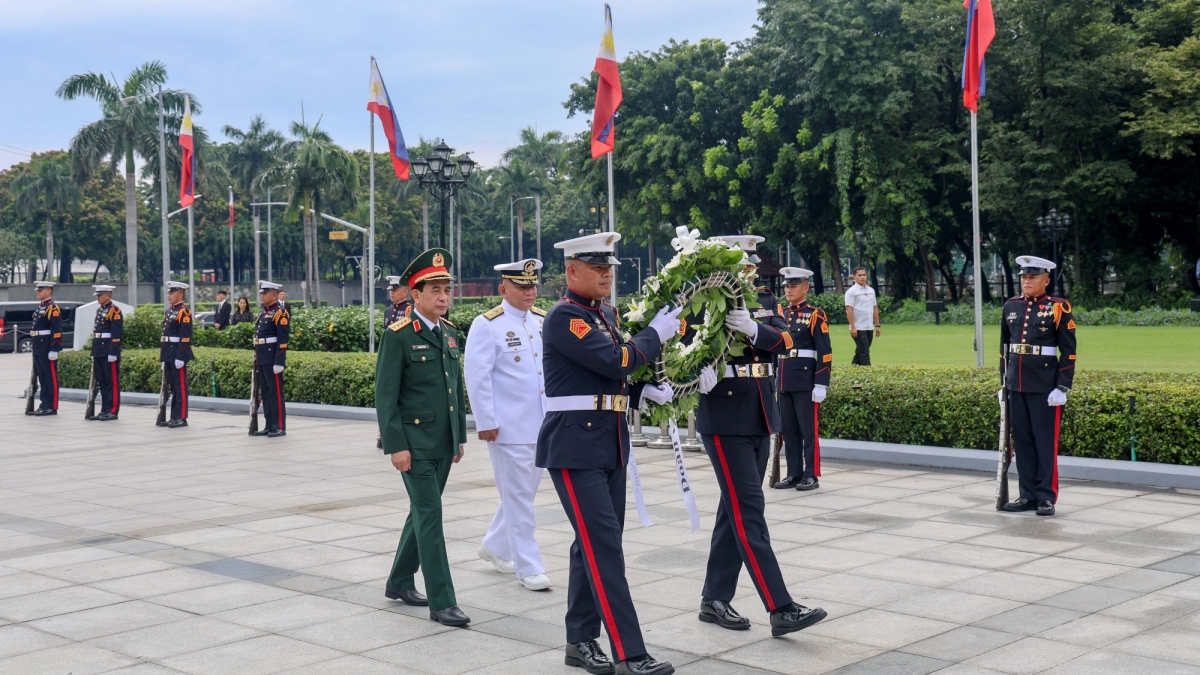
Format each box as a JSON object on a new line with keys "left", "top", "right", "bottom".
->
{"left": 376, "top": 248, "right": 470, "bottom": 627}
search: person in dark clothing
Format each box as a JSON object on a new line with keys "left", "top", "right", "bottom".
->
{"left": 230, "top": 296, "right": 254, "bottom": 325}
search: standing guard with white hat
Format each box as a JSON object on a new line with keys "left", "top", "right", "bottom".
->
{"left": 27, "top": 281, "right": 62, "bottom": 416}
{"left": 253, "top": 281, "right": 290, "bottom": 438}
{"left": 385, "top": 275, "right": 412, "bottom": 325}
{"left": 89, "top": 285, "right": 123, "bottom": 420}
{"left": 159, "top": 282, "right": 194, "bottom": 428}
{"left": 776, "top": 268, "right": 833, "bottom": 491}
{"left": 466, "top": 259, "right": 552, "bottom": 592}
{"left": 1000, "top": 256, "right": 1076, "bottom": 516}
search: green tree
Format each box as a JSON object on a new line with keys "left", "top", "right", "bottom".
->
{"left": 12, "top": 152, "right": 79, "bottom": 281}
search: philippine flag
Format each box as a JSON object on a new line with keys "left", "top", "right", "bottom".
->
{"left": 179, "top": 95, "right": 195, "bottom": 207}
{"left": 590, "top": 4, "right": 623, "bottom": 159}
{"left": 962, "top": 0, "right": 996, "bottom": 112}
{"left": 367, "top": 59, "right": 411, "bottom": 181}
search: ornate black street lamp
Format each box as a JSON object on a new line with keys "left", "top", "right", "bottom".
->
{"left": 1037, "top": 208, "right": 1071, "bottom": 295}
{"left": 410, "top": 141, "right": 476, "bottom": 247}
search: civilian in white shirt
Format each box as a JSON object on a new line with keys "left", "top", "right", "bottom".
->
{"left": 843, "top": 267, "right": 881, "bottom": 365}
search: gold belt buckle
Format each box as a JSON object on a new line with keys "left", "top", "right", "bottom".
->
{"left": 751, "top": 363, "right": 770, "bottom": 378}
{"left": 594, "top": 395, "right": 629, "bottom": 412}
{"left": 1011, "top": 344, "right": 1034, "bottom": 355}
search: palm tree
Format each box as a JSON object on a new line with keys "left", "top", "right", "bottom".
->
{"left": 224, "top": 116, "right": 287, "bottom": 198}
{"left": 12, "top": 152, "right": 80, "bottom": 281}
{"left": 57, "top": 61, "right": 196, "bottom": 302}
{"left": 261, "top": 118, "right": 359, "bottom": 305}
{"left": 495, "top": 157, "right": 542, "bottom": 259}
{"left": 503, "top": 127, "right": 566, "bottom": 180}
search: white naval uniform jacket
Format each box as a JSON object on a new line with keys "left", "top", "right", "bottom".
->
{"left": 465, "top": 300, "right": 547, "bottom": 444}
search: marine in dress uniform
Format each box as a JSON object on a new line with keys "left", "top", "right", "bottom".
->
{"left": 252, "top": 281, "right": 290, "bottom": 438}
{"left": 538, "top": 233, "right": 681, "bottom": 675}
{"left": 1000, "top": 256, "right": 1077, "bottom": 517}
{"left": 385, "top": 276, "right": 412, "bottom": 325}
{"left": 376, "top": 249, "right": 471, "bottom": 628}
{"left": 27, "top": 281, "right": 61, "bottom": 416}
{"left": 89, "top": 285, "right": 123, "bottom": 421}
{"left": 692, "top": 240, "right": 827, "bottom": 637}
{"left": 466, "top": 259, "right": 553, "bottom": 591}
{"left": 776, "top": 268, "right": 833, "bottom": 491}
{"left": 158, "top": 282, "right": 193, "bottom": 428}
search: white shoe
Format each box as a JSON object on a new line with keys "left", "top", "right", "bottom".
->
{"left": 520, "top": 573, "right": 552, "bottom": 591}
{"left": 479, "top": 545, "right": 515, "bottom": 574}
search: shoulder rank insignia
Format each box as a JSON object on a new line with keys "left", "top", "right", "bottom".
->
{"left": 483, "top": 306, "right": 505, "bottom": 321}
{"left": 569, "top": 318, "right": 592, "bottom": 339}
{"left": 442, "top": 318, "right": 457, "bottom": 329}
{"left": 389, "top": 317, "right": 413, "bottom": 332}
{"left": 531, "top": 306, "right": 546, "bottom": 317}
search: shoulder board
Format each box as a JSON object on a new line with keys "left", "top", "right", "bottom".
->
{"left": 442, "top": 318, "right": 457, "bottom": 329}
{"left": 483, "top": 306, "right": 505, "bottom": 320}
{"left": 179, "top": 307, "right": 190, "bottom": 318}
{"left": 389, "top": 317, "right": 413, "bottom": 332}
{"left": 1051, "top": 297, "right": 1072, "bottom": 312}
{"left": 815, "top": 308, "right": 827, "bottom": 320}
{"left": 531, "top": 306, "right": 546, "bottom": 316}
{"left": 273, "top": 308, "right": 290, "bottom": 324}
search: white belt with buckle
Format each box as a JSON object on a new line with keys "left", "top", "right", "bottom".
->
{"left": 546, "top": 395, "right": 629, "bottom": 413}
{"left": 724, "top": 364, "right": 774, "bottom": 378}
{"left": 160, "top": 336, "right": 181, "bottom": 343}
{"left": 781, "top": 349, "right": 818, "bottom": 359}
{"left": 30, "top": 330, "right": 51, "bottom": 336}
{"left": 1007, "top": 344, "right": 1058, "bottom": 356}
{"left": 93, "top": 332, "right": 111, "bottom": 338}
{"left": 254, "top": 337, "right": 278, "bottom": 345}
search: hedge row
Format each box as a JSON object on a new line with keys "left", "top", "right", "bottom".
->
{"left": 887, "top": 298, "right": 1200, "bottom": 326}
{"left": 58, "top": 350, "right": 1200, "bottom": 466}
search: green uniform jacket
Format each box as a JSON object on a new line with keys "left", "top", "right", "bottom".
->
{"left": 375, "top": 314, "right": 467, "bottom": 458}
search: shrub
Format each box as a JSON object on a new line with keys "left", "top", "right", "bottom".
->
{"left": 805, "top": 292, "right": 895, "bottom": 325}
{"left": 882, "top": 298, "right": 1200, "bottom": 327}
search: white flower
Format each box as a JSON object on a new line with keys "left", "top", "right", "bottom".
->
{"left": 646, "top": 278, "right": 661, "bottom": 294}
{"left": 664, "top": 255, "right": 682, "bottom": 271}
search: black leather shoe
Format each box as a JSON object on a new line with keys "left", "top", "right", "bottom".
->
{"left": 384, "top": 588, "right": 428, "bottom": 606}
{"left": 795, "top": 478, "right": 820, "bottom": 491}
{"left": 1037, "top": 500, "right": 1056, "bottom": 516}
{"left": 1002, "top": 497, "right": 1038, "bottom": 513}
{"left": 615, "top": 655, "right": 674, "bottom": 675}
{"left": 699, "top": 599, "right": 750, "bottom": 630}
{"left": 267, "top": 430, "right": 286, "bottom": 438}
{"left": 565, "top": 640, "right": 615, "bottom": 674}
{"left": 770, "top": 602, "right": 828, "bottom": 637}
{"left": 250, "top": 429, "right": 270, "bottom": 436}
{"left": 156, "top": 419, "right": 170, "bottom": 427}
{"left": 97, "top": 412, "right": 118, "bottom": 421}
{"left": 24, "top": 410, "right": 36, "bottom": 416}
{"left": 33, "top": 409, "right": 57, "bottom": 416}
{"left": 429, "top": 605, "right": 470, "bottom": 627}
{"left": 167, "top": 419, "right": 188, "bottom": 428}
{"left": 772, "top": 476, "right": 800, "bottom": 489}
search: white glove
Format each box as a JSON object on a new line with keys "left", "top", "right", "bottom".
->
{"left": 812, "top": 385, "right": 827, "bottom": 404}
{"left": 273, "top": 365, "right": 284, "bottom": 374}
{"left": 697, "top": 365, "right": 718, "bottom": 395}
{"left": 648, "top": 305, "right": 685, "bottom": 342}
{"left": 642, "top": 382, "right": 675, "bottom": 406}
{"left": 47, "top": 352, "right": 58, "bottom": 361}
{"left": 1047, "top": 388, "right": 1067, "bottom": 407}
{"left": 725, "top": 308, "right": 757, "bottom": 338}
{"left": 174, "top": 359, "right": 184, "bottom": 369}
{"left": 107, "top": 355, "right": 117, "bottom": 363}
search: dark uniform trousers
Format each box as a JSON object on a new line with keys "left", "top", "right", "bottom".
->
{"left": 257, "top": 364, "right": 286, "bottom": 433}
{"left": 851, "top": 331, "right": 873, "bottom": 366}
{"left": 778, "top": 393, "right": 820, "bottom": 480}
{"left": 1010, "top": 392, "right": 1062, "bottom": 504}
{"left": 34, "top": 357, "right": 59, "bottom": 411}
{"left": 387, "top": 456, "right": 456, "bottom": 610}
{"left": 94, "top": 357, "right": 120, "bottom": 415}
{"left": 701, "top": 434, "right": 793, "bottom": 611}
{"left": 166, "top": 362, "right": 188, "bottom": 420}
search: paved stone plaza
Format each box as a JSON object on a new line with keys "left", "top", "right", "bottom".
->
{"left": 1, "top": 354, "right": 1200, "bottom": 674}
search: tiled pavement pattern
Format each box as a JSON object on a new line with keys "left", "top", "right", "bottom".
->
{"left": 1, "top": 355, "right": 1200, "bottom": 674}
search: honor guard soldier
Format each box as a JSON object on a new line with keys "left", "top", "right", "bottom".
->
{"left": 1000, "top": 256, "right": 1076, "bottom": 516}
{"left": 690, "top": 243, "right": 828, "bottom": 637}
{"left": 385, "top": 276, "right": 412, "bottom": 324}
{"left": 538, "top": 233, "right": 681, "bottom": 675}
{"left": 776, "top": 268, "right": 833, "bottom": 490}
{"left": 89, "top": 285, "right": 123, "bottom": 420}
{"left": 375, "top": 249, "right": 471, "bottom": 628}
{"left": 159, "top": 282, "right": 193, "bottom": 428}
{"left": 27, "top": 281, "right": 62, "bottom": 416}
{"left": 253, "top": 281, "right": 290, "bottom": 438}
{"left": 466, "top": 259, "right": 553, "bottom": 592}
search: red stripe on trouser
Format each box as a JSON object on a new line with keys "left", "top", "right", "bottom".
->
{"left": 110, "top": 362, "right": 119, "bottom": 414}
{"left": 560, "top": 469, "right": 625, "bottom": 661}
{"left": 50, "top": 360, "right": 58, "bottom": 409}
{"left": 712, "top": 435, "right": 776, "bottom": 610}
{"left": 275, "top": 373, "right": 284, "bottom": 429}
{"left": 813, "top": 402, "right": 821, "bottom": 477}
{"left": 178, "top": 367, "right": 187, "bottom": 418}
{"left": 1052, "top": 406, "right": 1062, "bottom": 502}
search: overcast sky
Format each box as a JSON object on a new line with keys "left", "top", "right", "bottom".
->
{"left": 0, "top": 0, "right": 760, "bottom": 171}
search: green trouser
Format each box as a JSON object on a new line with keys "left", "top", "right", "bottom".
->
{"left": 387, "top": 456, "right": 456, "bottom": 610}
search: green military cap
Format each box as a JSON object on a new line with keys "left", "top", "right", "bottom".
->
{"left": 403, "top": 248, "right": 455, "bottom": 288}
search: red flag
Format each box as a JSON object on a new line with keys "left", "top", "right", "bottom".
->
{"left": 590, "top": 5, "right": 622, "bottom": 159}
{"left": 179, "top": 96, "right": 195, "bottom": 207}
{"left": 228, "top": 188, "right": 235, "bottom": 229}
{"left": 962, "top": 0, "right": 996, "bottom": 112}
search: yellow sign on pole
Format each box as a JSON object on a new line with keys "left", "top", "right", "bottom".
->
{"left": 328, "top": 230, "right": 349, "bottom": 241}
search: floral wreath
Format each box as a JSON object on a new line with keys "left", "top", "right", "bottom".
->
{"left": 623, "top": 227, "right": 761, "bottom": 424}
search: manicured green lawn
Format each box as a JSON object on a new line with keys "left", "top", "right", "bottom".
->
{"left": 829, "top": 324, "right": 1200, "bottom": 372}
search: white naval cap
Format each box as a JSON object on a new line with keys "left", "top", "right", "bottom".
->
{"left": 716, "top": 235, "right": 766, "bottom": 264}
{"left": 257, "top": 280, "right": 283, "bottom": 291}
{"left": 92, "top": 284, "right": 116, "bottom": 295}
{"left": 386, "top": 275, "right": 404, "bottom": 289}
{"left": 555, "top": 232, "right": 622, "bottom": 266}
{"left": 1015, "top": 256, "right": 1056, "bottom": 274}
{"left": 34, "top": 281, "right": 55, "bottom": 289}
{"left": 779, "top": 267, "right": 814, "bottom": 284}
{"left": 495, "top": 259, "right": 543, "bottom": 286}
{"left": 166, "top": 281, "right": 190, "bottom": 291}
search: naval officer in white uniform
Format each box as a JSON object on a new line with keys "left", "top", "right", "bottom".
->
{"left": 465, "top": 259, "right": 552, "bottom": 591}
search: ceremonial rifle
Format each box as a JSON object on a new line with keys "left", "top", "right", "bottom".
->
{"left": 84, "top": 358, "right": 99, "bottom": 419}
{"left": 995, "top": 388, "right": 1012, "bottom": 510}
{"left": 155, "top": 362, "right": 168, "bottom": 426}
{"left": 24, "top": 356, "right": 37, "bottom": 414}
{"left": 769, "top": 434, "right": 782, "bottom": 487}
{"left": 248, "top": 360, "right": 261, "bottom": 435}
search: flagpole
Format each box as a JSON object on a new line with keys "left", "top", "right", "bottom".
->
{"left": 607, "top": 150, "right": 617, "bottom": 306}
{"left": 158, "top": 86, "right": 169, "bottom": 306}
{"left": 229, "top": 187, "right": 235, "bottom": 296}
{"left": 187, "top": 205, "right": 195, "bottom": 316}
{"left": 368, "top": 66, "right": 376, "bottom": 354}
{"left": 970, "top": 110, "right": 984, "bottom": 368}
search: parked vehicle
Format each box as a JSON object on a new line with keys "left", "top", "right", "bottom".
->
{"left": 0, "top": 301, "right": 84, "bottom": 354}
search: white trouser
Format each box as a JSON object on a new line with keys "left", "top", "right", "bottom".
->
{"left": 482, "top": 442, "right": 545, "bottom": 578}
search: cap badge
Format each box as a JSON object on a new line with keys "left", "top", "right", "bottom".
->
{"left": 432, "top": 253, "right": 445, "bottom": 267}
{"left": 605, "top": 235, "right": 615, "bottom": 246}
{"left": 524, "top": 260, "right": 536, "bottom": 275}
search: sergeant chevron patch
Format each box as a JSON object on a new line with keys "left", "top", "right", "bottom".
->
{"left": 569, "top": 318, "right": 592, "bottom": 339}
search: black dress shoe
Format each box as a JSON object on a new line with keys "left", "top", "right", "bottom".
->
{"left": 97, "top": 412, "right": 118, "bottom": 421}
{"left": 384, "top": 588, "right": 428, "bottom": 606}
{"left": 565, "top": 640, "right": 615, "bottom": 674}
{"left": 1002, "top": 497, "right": 1038, "bottom": 512}
{"left": 796, "top": 477, "right": 820, "bottom": 491}
{"left": 33, "top": 409, "right": 57, "bottom": 416}
{"left": 699, "top": 599, "right": 750, "bottom": 630}
{"left": 772, "top": 476, "right": 800, "bottom": 489}
{"left": 1037, "top": 500, "right": 1056, "bottom": 516}
{"left": 167, "top": 419, "right": 188, "bottom": 428}
{"left": 24, "top": 410, "right": 36, "bottom": 416}
{"left": 429, "top": 605, "right": 470, "bottom": 627}
{"left": 156, "top": 420, "right": 170, "bottom": 427}
{"left": 267, "top": 430, "right": 286, "bottom": 438}
{"left": 770, "top": 602, "right": 828, "bottom": 637}
{"left": 615, "top": 655, "right": 674, "bottom": 675}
